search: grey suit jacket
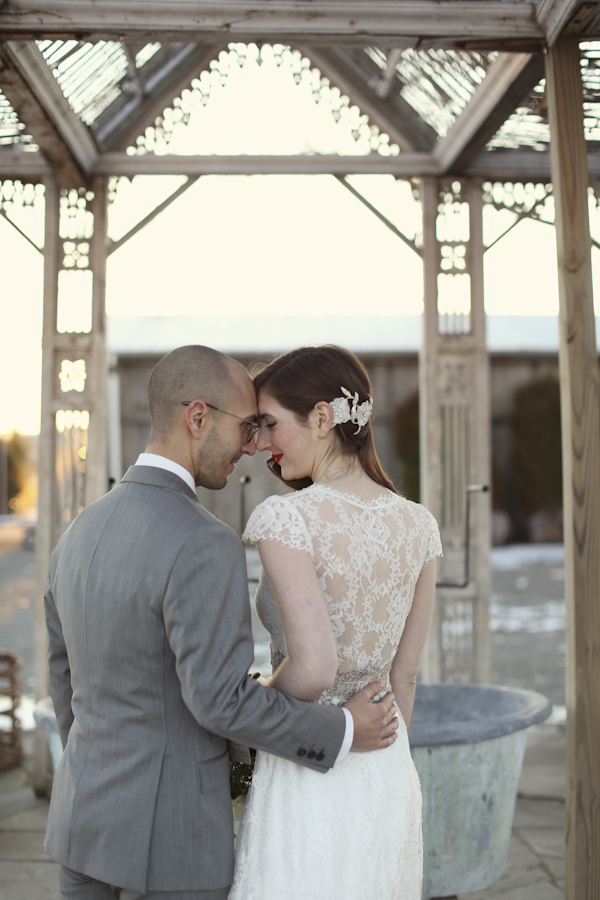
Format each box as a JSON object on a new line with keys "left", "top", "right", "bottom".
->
{"left": 44, "top": 466, "right": 345, "bottom": 893}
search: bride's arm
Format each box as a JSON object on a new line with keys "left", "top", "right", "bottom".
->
{"left": 257, "top": 538, "right": 338, "bottom": 701}
{"left": 390, "top": 558, "right": 437, "bottom": 727}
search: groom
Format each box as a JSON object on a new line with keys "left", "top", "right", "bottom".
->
{"left": 44, "top": 345, "right": 398, "bottom": 900}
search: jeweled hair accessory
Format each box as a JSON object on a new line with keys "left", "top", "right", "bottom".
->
{"left": 330, "top": 386, "right": 374, "bottom": 434}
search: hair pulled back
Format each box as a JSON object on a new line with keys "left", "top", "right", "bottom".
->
{"left": 253, "top": 345, "right": 399, "bottom": 494}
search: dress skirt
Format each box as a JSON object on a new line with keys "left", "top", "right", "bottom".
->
{"left": 228, "top": 719, "right": 423, "bottom": 900}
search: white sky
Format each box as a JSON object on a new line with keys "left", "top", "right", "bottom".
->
{"left": 2, "top": 44, "right": 600, "bottom": 435}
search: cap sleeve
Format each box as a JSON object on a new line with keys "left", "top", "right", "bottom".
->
{"left": 421, "top": 505, "right": 443, "bottom": 566}
{"left": 243, "top": 495, "right": 313, "bottom": 556}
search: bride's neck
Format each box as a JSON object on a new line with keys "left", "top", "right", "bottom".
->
{"left": 313, "top": 454, "right": 366, "bottom": 487}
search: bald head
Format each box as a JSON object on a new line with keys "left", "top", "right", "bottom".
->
{"left": 148, "top": 345, "right": 242, "bottom": 443}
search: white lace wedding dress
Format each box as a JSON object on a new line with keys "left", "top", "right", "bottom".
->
{"left": 229, "top": 483, "right": 442, "bottom": 900}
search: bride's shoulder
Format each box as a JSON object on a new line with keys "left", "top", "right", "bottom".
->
{"left": 245, "top": 487, "right": 321, "bottom": 535}
{"left": 399, "top": 495, "right": 438, "bottom": 521}
{"left": 245, "top": 489, "right": 311, "bottom": 529}
{"left": 243, "top": 490, "right": 313, "bottom": 550}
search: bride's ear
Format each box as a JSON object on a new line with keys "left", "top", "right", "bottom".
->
{"left": 314, "top": 401, "right": 334, "bottom": 437}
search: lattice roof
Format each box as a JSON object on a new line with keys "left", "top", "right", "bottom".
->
{"left": 1, "top": 2, "right": 600, "bottom": 186}
{"left": 38, "top": 40, "right": 133, "bottom": 126}
{"left": 362, "top": 47, "right": 496, "bottom": 138}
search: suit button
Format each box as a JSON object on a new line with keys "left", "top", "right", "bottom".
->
{"left": 297, "top": 748, "right": 307, "bottom": 757}
{"left": 307, "top": 750, "right": 316, "bottom": 759}
{"left": 316, "top": 752, "right": 325, "bottom": 761}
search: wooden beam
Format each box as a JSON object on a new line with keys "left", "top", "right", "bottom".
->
{"left": 301, "top": 45, "right": 437, "bottom": 152}
{"left": 2, "top": 41, "right": 98, "bottom": 171}
{"left": 435, "top": 52, "right": 546, "bottom": 174}
{"left": 4, "top": 144, "right": 600, "bottom": 183}
{"left": 96, "top": 44, "right": 226, "bottom": 151}
{"left": 537, "top": 0, "right": 597, "bottom": 45}
{"left": 0, "top": 206, "right": 43, "bottom": 251}
{"left": 334, "top": 175, "right": 422, "bottom": 256}
{"left": 465, "top": 149, "right": 600, "bottom": 180}
{"left": 0, "top": 149, "right": 52, "bottom": 179}
{"left": 88, "top": 148, "right": 600, "bottom": 180}
{"left": 107, "top": 176, "right": 200, "bottom": 254}
{"left": 372, "top": 47, "right": 403, "bottom": 99}
{"left": 92, "top": 151, "right": 441, "bottom": 176}
{"left": 0, "top": 61, "right": 86, "bottom": 187}
{"left": 546, "top": 35, "right": 600, "bottom": 900}
{"left": 0, "top": 1, "right": 545, "bottom": 45}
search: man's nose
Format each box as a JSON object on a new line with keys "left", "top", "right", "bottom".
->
{"left": 242, "top": 438, "right": 257, "bottom": 457}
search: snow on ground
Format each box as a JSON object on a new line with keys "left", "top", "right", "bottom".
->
{"left": 490, "top": 543, "right": 564, "bottom": 570}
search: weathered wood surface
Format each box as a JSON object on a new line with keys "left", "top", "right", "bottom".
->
{"left": 434, "top": 53, "right": 546, "bottom": 173}
{"left": 546, "top": 35, "right": 600, "bottom": 900}
{"left": 1, "top": 42, "right": 97, "bottom": 171}
{"left": 7, "top": 149, "right": 600, "bottom": 182}
{"left": 0, "top": 51, "right": 87, "bottom": 188}
{"left": 85, "top": 176, "right": 109, "bottom": 507}
{"left": 97, "top": 44, "right": 226, "bottom": 151}
{"left": 86, "top": 150, "right": 600, "bottom": 181}
{"left": 298, "top": 45, "right": 437, "bottom": 153}
{"left": 467, "top": 178, "right": 491, "bottom": 684}
{"left": 0, "top": 1, "right": 546, "bottom": 46}
{"left": 419, "top": 176, "right": 442, "bottom": 682}
{"left": 537, "top": 0, "right": 592, "bottom": 45}
{"left": 419, "top": 176, "right": 491, "bottom": 683}
{"left": 33, "top": 176, "right": 60, "bottom": 795}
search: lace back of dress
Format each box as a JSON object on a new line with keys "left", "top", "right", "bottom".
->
{"left": 252, "top": 485, "right": 440, "bottom": 706}
{"left": 296, "top": 492, "right": 430, "bottom": 704}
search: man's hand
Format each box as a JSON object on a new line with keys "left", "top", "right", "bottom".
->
{"left": 344, "top": 682, "right": 399, "bottom": 752}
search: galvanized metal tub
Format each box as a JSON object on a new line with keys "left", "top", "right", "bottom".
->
{"left": 409, "top": 683, "right": 552, "bottom": 899}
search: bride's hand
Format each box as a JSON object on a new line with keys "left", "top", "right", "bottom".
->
{"left": 344, "top": 682, "right": 399, "bottom": 752}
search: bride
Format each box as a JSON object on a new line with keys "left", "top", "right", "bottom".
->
{"left": 229, "top": 345, "right": 442, "bottom": 900}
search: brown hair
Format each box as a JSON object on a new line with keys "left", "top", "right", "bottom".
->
{"left": 253, "top": 345, "right": 400, "bottom": 494}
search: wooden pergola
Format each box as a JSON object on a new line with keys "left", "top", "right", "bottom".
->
{"left": 1, "top": 3, "right": 598, "bottom": 896}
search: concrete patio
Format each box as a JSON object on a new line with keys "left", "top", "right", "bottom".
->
{"left": 0, "top": 720, "right": 565, "bottom": 900}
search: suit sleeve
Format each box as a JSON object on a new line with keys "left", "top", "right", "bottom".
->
{"left": 163, "top": 521, "right": 346, "bottom": 772}
{"left": 44, "top": 578, "right": 74, "bottom": 748}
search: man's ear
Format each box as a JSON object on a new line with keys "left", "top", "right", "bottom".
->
{"left": 314, "top": 401, "right": 334, "bottom": 437}
{"left": 183, "top": 400, "right": 209, "bottom": 439}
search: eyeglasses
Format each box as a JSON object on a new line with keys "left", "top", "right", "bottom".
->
{"left": 182, "top": 401, "right": 259, "bottom": 444}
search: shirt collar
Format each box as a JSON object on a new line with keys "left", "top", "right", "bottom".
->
{"left": 135, "top": 453, "right": 196, "bottom": 495}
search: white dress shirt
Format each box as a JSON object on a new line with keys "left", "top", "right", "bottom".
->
{"left": 134, "top": 452, "right": 354, "bottom": 761}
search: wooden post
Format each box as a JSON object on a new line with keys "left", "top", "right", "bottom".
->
{"left": 33, "top": 176, "right": 60, "bottom": 794}
{"left": 467, "top": 179, "right": 491, "bottom": 684}
{"left": 546, "top": 36, "right": 600, "bottom": 900}
{"left": 32, "top": 177, "right": 108, "bottom": 793}
{"left": 86, "top": 176, "right": 108, "bottom": 505}
{"left": 419, "top": 176, "right": 491, "bottom": 684}
{"left": 420, "top": 176, "right": 442, "bottom": 682}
